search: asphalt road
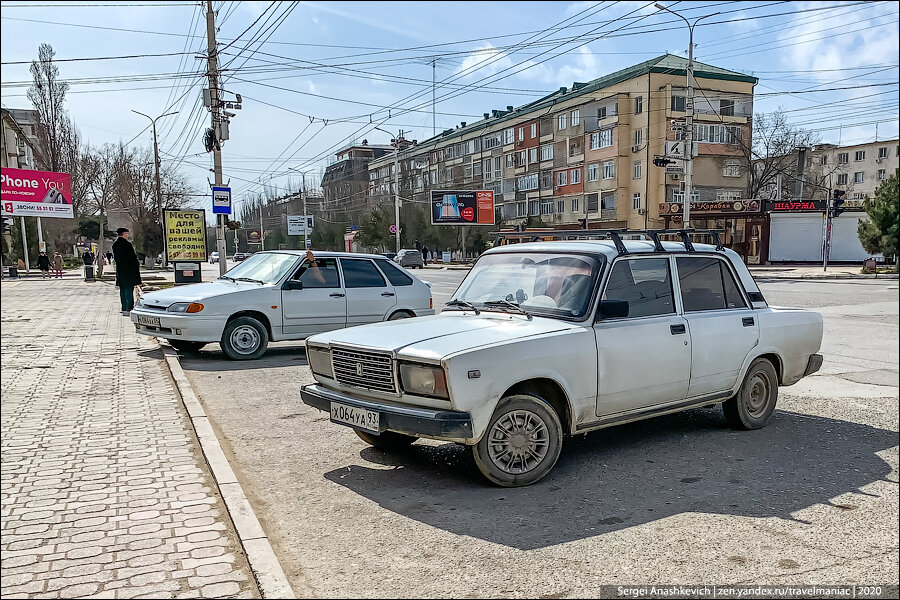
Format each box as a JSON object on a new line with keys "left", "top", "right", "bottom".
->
{"left": 178, "top": 272, "right": 899, "bottom": 597}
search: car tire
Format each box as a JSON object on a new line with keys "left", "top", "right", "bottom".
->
{"left": 471, "top": 394, "right": 563, "bottom": 487}
{"left": 220, "top": 316, "right": 268, "bottom": 360}
{"left": 388, "top": 311, "right": 412, "bottom": 321}
{"left": 355, "top": 429, "right": 417, "bottom": 449}
{"left": 169, "top": 340, "right": 206, "bottom": 353}
{"left": 723, "top": 358, "right": 779, "bottom": 430}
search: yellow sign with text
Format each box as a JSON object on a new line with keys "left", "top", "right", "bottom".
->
{"left": 164, "top": 209, "right": 207, "bottom": 261}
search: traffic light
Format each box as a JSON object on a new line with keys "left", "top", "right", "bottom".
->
{"left": 1, "top": 216, "right": 11, "bottom": 234}
{"left": 653, "top": 157, "right": 676, "bottom": 168}
{"left": 832, "top": 189, "right": 846, "bottom": 218}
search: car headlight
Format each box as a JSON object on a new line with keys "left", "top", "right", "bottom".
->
{"left": 307, "top": 346, "right": 333, "bottom": 378}
{"left": 167, "top": 302, "right": 204, "bottom": 313}
{"left": 135, "top": 298, "right": 145, "bottom": 309}
{"left": 399, "top": 362, "right": 449, "bottom": 399}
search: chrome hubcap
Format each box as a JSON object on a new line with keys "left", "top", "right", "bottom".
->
{"left": 487, "top": 410, "right": 549, "bottom": 474}
{"left": 230, "top": 325, "right": 260, "bottom": 354}
{"left": 746, "top": 372, "right": 770, "bottom": 416}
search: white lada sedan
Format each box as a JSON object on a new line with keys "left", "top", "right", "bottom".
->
{"left": 131, "top": 251, "right": 434, "bottom": 360}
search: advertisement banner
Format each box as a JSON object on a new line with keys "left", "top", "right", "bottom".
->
{"left": 287, "top": 215, "right": 314, "bottom": 236}
{"left": 247, "top": 229, "right": 262, "bottom": 245}
{"left": 1, "top": 167, "right": 74, "bottom": 218}
{"left": 164, "top": 209, "right": 207, "bottom": 261}
{"left": 431, "top": 190, "right": 495, "bottom": 225}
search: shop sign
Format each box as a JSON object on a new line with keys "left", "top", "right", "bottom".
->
{"left": 660, "top": 199, "right": 762, "bottom": 215}
{"left": 770, "top": 200, "right": 825, "bottom": 212}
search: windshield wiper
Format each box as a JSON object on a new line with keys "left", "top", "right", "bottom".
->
{"left": 235, "top": 277, "right": 265, "bottom": 284}
{"left": 445, "top": 299, "right": 480, "bottom": 315}
{"left": 219, "top": 275, "right": 235, "bottom": 282}
{"left": 483, "top": 299, "right": 533, "bottom": 320}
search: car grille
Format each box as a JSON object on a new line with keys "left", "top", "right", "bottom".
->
{"left": 332, "top": 348, "right": 396, "bottom": 393}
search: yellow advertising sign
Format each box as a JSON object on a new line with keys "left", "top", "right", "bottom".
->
{"left": 164, "top": 209, "right": 207, "bottom": 261}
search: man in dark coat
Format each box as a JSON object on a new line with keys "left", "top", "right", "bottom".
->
{"left": 112, "top": 227, "right": 142, "bottom": 314}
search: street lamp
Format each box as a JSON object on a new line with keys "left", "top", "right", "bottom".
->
{"left": 373, "top": 126, "right": 407, "bottom": 253}
{"left": 132, "top": 109, "right": 177, "bottom": 268}
{"left": 654, "top": 4, "right": 720, "bottom": 228}
{"left": 289, "top": 167, "right": 313, "bottom": 250}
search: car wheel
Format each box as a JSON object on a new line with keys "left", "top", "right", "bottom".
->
{"left": 355, "top": 429, "right": 417, "bottom": 449}
{"left": 471, "top": 394, "right": 563, "bottom": 487}
{"left": 388, "top": 311, "right": 412, "bottom": 321}
{"left": 723, "top": 358, "right": 779, "bottom": 430}
{"left": 220, "top": 316, "right": 269, "bottom": 360}
{"left": 169, "top": 340, "right": 206, "bottom": 353}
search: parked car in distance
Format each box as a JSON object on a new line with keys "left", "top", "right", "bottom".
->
{"left": 395, "top": 249, "right": 424, "bottom": 269}
{"left": 233, "top": 252, "right": 250, "bottom": 262}
{"left": 381, "top": 252, "right": 397, "bottom": 262}
{"left": 209, "top": 251, "right": 219, "bottom": 264}
{"left": 301, "top": 237, "right": 824, "bottom": 487}
{"left": 130, "top": 251, "right": 434, "bottom": 360}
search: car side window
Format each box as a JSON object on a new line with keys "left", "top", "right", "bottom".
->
{"left": 376, "top": 260, "right": 414, "bottom": 286}
{"left": 602, "top": 258, "right": 675, "bottom": 318}
{"left": 293, "top": 258, "right": 340, "bottom": 288}
{"left": 341, "top": 259, "right": 387, "bottom": 288}
{"left": 676, "top": 256, "right": 748, "bottom": 312}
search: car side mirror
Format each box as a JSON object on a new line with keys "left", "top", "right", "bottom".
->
{"left": 599, "top": 299, "right": 629, "bottom": 319}
{"left": 283, "top": 280, "right": 304, "bottom": 291}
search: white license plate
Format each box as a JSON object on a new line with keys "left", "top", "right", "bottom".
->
{"left": 330, "top": 402, "right": 379, "bottom": 433}
{"left": 137, "top": 315, "right": 161, "bottom": 327}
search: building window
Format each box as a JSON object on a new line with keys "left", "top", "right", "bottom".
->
{"left": 587, "top": 163, "right": 599, "bottom": 182}
{"left": 671, "top": 95, "right": 685, "bottom": 112}
{"left": 720, "top": 99, "right": 734, "bottom": 116}
{"left": 558, "top": 114, "right": 567, "bottom": 130}
{"left": 602, "top": 160, "right": 615, "bottom": 179}
{"left": 632, "top": 192, "right": 642, "bottom": 210}
{"left": 837, "top": 173, "right": 848, "bottom": 185}
{"left": 529, "top": 147, "right": 538, "bottom": 164}
{"left": 518, "top": 173, "right": 539, "bottom": 191}
{"left": 589, "top": 128, "right": 613, "bottom": 150}
{"left": 464, "top": 164, "right": 472, "bottom": 178}
{"left": 530, "top": 123, "right": 537, "bottom": 139}
{"left": 586, "top": 193, "right": 599, "bottom": 212}
{"left": 518, "top": 127, "right": 524, "bottom": 142}
{"left": 540, "top": 170, "right": 553, "bottom": 189}
{"left": 517, "top": 150, "right": 526, "bottom": 166}
{"left": 633, "top": 161, "right": 642, "bottom": 179}
{"left": 851, "top": 192, "right": 865, "bottom": 200}
{"left": 556, "top": 171, "right": 568, "bottom": 187}
{"left": 716, "top": 190, "right": 741, "bottom": 202}
{"left": 633, "top": 128, "right": 642, "bottom": 147}
{"left": 529, "top": 200, "right": 540, "bottom": 216}
{"left": 601, "top": 192, "right": 616, "bottom": 210}
{"left": 540, "top": 144, "right": 553, "bottom": 161}
{"left": 504, "top": 128, "right": 515, "bottom": 145}
{"left": 505, "top": 153, "right": 515, "bottom": 168}
{"left": 855, "top": 150, "right": 866, "bottom": 161}
{"left": 634, "top": 96, "right": 643, "bottom": 115}
{"left": 541, "top": 200, "right": 554, "bottom": 215}
{"left": 672, "top": 190, "right": 701, "bottom": 203}
{"left": 483, "top": 159, "right": 492, "bottom": 180}
{"left": 516, "top": 202, "right": 527, "bottom": 217}
{"left": 571, "top": 197, "right": 579, "bottom": 212}
{"left": 571, "top": 109, "right": 580, "bottom": 126}
{"left": 854, "top": 171, "right": 864, "bottom": 183}
{"left": 821, "top": 155, "right": 828, "bottom": 165}
{"left": 570, "top": 168, "right": 581, "bottom": 184}
{"left": 878, "top": 169, "right": 886, "bottom": 180}
{"left": 556, "top": 200, "right": 565, "bottom": 214}
{"left": 878, "top": 147, "right": 888, "bottom": 159}
{"left": 723, "top": 160, "right": 741, "bottom": 177}
{"left": 473, "top": 161, "right": 482, "bottom": 176}
{"left": 837, "top": 152, "right": 849, "bottom": 164}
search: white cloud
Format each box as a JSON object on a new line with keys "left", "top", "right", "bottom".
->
{"left": 454, "top": 45, "right": 515, "bottom": 80}
{"left": 306, "top": 81, "right": 319, "bottom": 95}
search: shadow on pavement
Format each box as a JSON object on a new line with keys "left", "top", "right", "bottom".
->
{"left": 324, "top": 409, "right": 898, "bottom": 550}
{"left": 176, "top": 344, "right": 308, "bottom": 371}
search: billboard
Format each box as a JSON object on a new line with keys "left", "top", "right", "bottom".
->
{"left": 164, "top": 209, "right": 207, "bottom": 261}
{"left": 431, "top": 190, "right": 494, "bottom": 225}
{"left": 247, "top": 229, "right": 262, "bottom": 245}
{"left": 1, "top": 167, "right": 74, "bottom": 218}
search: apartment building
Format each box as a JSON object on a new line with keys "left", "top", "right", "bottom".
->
{"left": 321, "top": 140, "right": 398, "bottom": 222}
{"left": 365, "top": 54, "right": 760, "bottom": 260}
{"left": 759, "top": 139, "right": 899, "bottom": 262}
{"left": 1, "top": 108, "right": 41, "bottom": 169}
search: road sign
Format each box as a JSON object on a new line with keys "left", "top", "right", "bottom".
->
{"left": 305, "top": 238, "right": 312, "bottom": 249}
{"left": 389, "top": 224, "right": 397, "bottom": 234}
{"left": 287, "top": 214, "right": 314, "bottom": 235}
{"left": 212, "top": 186, "right": 231, "bottom": 215}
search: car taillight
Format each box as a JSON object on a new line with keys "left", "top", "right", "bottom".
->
{"left": 430, "top": 298, "right": 433, "bottom": 309}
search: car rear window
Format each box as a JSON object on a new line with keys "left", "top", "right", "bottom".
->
{"left": 341, "top": 259, "right": 387, "bottom": 288}
{"left": 376, "top": 260, "right": 414, "bottom": 286}
{"left": 676, "top": 256, "right": 747, "bottom": 311}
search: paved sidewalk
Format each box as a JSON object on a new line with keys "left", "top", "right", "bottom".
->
{"left": 1, "top": 279, "right": 259, "bottom": 599}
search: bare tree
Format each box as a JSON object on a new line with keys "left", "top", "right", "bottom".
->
{"left": 27, "top": 43, "right": 69, "bottom": 172}
{"left": 743, "top": 110, "right": 819, "bottom": 200}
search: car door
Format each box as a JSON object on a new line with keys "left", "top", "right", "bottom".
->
{"left": 675, "top": 255, "right": 760, "bottom": 398}
{"left": 339, "top": 258, "right": 397, "bottom": 326}
{"left": 594, "top": 256, "right": 691, "bottom": 417}
{"left": 281, "top": 257, "right": 347, "bottom": 337}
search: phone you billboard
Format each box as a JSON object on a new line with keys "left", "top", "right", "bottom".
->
{"left": 430, "top": 190, "right": 494, "bottom": 225}
{"left": 1, "top": 167, "right": 74, "bottom": 218}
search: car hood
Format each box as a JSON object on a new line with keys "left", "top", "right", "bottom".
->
{"left": 140, "top": 280, "right": 271, "bottom": 307}
{"left": 308, "top": 311, "right": 582, "bottom": 361}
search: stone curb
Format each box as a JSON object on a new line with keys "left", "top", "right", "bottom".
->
{"left": 160, "top": 345, "right": 296, "bottom": 600}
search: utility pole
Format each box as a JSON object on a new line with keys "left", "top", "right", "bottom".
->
{"left": 432, "top": 59, "right": 436, "bottom": 137}
{"left": 132, "top": 110, "right": 176, "bottom": 269}
{"left": 20, "top": 217, "right": 30, "bottom": 274}
{"left": 655, "top": 4, "right": 720, "bottom": 228}
{"left": 205, "top": 0, "right": 227, "bottom": 276}
{"left": 374, "top": 126, "right": 407, "bottom": 253}
{"left": 302, "top": 174, "right": 308, "bottom": 250}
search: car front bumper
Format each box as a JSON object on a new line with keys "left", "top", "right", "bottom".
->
{"left": 130, "top": 310, "right": 225, "bottom": 343}
{"left": 301, "top": 383, "right": 473, "bottom": 440}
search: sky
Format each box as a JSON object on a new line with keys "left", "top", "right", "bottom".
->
{"left": 1, "top": 0, "right": 898, "bottom": 218}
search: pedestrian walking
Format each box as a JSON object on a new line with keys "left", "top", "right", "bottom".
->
{"left": 422, "top": 244, "right": 429, "bottom": 265}
{"left": 106, "top": 250, "right": 113, "bottom": 265}
{"left": 82, "top": 249, "right": 94, "bottom": 266}
{"left": 52, "top": 251, "right": 63, "bottom": 278}
{"left": 96, "top": 253, "right": 105, "bottom": 278}
{"left": 112, "top": 228, "right": 142, "bottom": 314}
{"left": 37, "top": 251, "right": 51, "bottom": 278}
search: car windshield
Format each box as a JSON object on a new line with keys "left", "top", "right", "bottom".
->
{"left": 222, "top": 252, "right": 298, "bottom": 284}
{"left": 450, "top": 252, "right": 603, "bottom": 319}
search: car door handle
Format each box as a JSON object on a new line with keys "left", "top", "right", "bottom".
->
{"left": 381, "top": 292, "right": 395, "bottom": 297}
{"left": 329, "top": 292, "right": 345, "bottom": 298}
{"left": 670, "top": 324, "right": 686, "bottom": 335}
{"left": 742, "top": 317, "right": 755, "bottom": 327}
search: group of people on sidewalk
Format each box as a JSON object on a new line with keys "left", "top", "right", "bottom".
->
{"left": 36, "top": 251, "right": 64, "bottom": 278}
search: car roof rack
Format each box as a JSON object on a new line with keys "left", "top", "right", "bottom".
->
{"left": 492, "top": 229, "right": 725, "bottom": 255}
